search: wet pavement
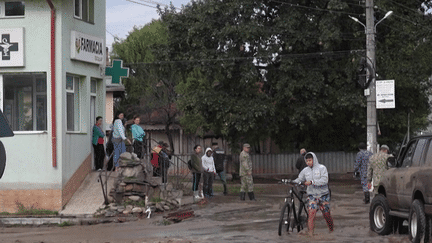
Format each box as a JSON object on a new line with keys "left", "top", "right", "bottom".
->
{"left": 0, "top": 178, "right": 412, "bottom": 243}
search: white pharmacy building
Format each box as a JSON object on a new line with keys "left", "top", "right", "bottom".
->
{"left": 0, "top": 0, "right": 106, "bottom": 212}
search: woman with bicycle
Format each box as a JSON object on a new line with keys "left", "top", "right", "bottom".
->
{"left": 293, "top": 152, "right": 334, "bottom": 237}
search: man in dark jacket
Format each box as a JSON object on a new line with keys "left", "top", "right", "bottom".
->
{"left": 212, "top": 143, "right": 228, "bottom": 195}
{"left": 190, "top": 145, "right": 203, "bottom": 202}
{"left": 354, "top": 142, "right": 373, "bottom": 204}
{"left": 295, "top": 148, "right": 307, "bottom": 174}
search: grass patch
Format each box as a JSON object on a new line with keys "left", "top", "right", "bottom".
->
{"left": 0, "top": 212, "right": 11, "bottom": 215}
{"left": 150, "top": 197, "right": 163, "bottom": 203}
{"left": 15, "top": 202, "right": 58, "bottom": 216}
{"left": 123, "top": 199, "right": 146, "bottom": 208}
{"left": 58, "top": 221, "right": 74, "bottom": 227}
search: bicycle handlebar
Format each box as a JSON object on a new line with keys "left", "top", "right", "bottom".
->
{"left": 279, "top": 179, "right": 303, "bottom": 186}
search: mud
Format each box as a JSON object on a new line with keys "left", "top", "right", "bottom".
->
{"left": 0, "top": 178, "right": 412, "bottom": 243}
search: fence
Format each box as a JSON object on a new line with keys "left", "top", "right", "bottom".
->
{"left": 165, "top": 152, "right": 357, "bottom": 176}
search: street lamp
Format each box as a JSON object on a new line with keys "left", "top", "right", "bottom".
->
{"left": 350, "top": 8, "right": 393, "bottom": 153}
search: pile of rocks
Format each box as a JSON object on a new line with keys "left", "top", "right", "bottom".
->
{"left": 97, "top": 152, "right": 184, "bottom": 218}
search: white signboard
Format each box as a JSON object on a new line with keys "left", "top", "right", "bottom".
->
{"left": 71, "top": 31, "right": 105, "bottom": 65}
{"left": 0, "top": 28, "right": 24, "bottom": 67}
{"left": 376, "top": 80, "right": 395, "bottom": 109}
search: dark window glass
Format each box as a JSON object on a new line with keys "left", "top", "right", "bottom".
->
{"left": 412, "top": 139, "right": 427, "bottom": 166}
{"left": 5, "top": 2, "right": 25, "bottom": 16}
{"left": 74, "top": 0, "right": 81, "bottom": 17}
{"left": 3, "top": 73, "right": 47, "bottom": 131}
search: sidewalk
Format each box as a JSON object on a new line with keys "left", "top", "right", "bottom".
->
{"left": 0, "top": 171, "right": 194, "bottom": 226}
{"left": 60, "top": 171, "right": 115, "bottom": 217}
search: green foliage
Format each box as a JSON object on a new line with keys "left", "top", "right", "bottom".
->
{"left": 150, "top": 197, "right": 163, "bottom": 203}
{"left": 156, "top": 0, "right": 432, "bottom": 151}
{"left": 58, "top": 221, "right": 74, "bottom": 227}
{"left": 15, "top": 202, "right": 58, "bottom": 216}
{"left": 112, "top": 19, "right": 179, "bottom": 152}
{"left": 123, "top": 199, "right": 146, "bottom": 208}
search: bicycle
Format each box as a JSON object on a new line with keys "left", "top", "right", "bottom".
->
{"left": 278, "top": 179, "right": 309, "bottom": 236}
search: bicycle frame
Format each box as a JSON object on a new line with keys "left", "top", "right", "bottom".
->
{"left": 278, "top": 180, "right": 309, "bottom": 235}
{"left": 286, "top": 185, "right": 308, "bottom": 229}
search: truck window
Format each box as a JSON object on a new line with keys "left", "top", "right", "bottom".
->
{"left": 401, "top": 141, "right": 417, "bottom": 167}
{"left": 425, "top": 140, "right": 432, "bottom": 166}
{"left": 412, "top": 138, "right": 427, "bottom": 167}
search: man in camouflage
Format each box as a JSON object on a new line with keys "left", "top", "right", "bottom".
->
{"left": 239, "top": 143, "right": 256, "bottom": 201}
{"left": 367, "top": 145, "right": 392, "bottom": 196}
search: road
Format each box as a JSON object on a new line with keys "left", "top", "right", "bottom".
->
{"left": 0, "top": 178, "right": 411, "bottom": 243}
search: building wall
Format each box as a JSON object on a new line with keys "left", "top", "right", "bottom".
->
{"left": 58, "top": 1, "right": 106, "bottom": 190}
{"left": 0, "top": 1, "right": 106, "bottom": 212}
{"left": 0, "top": 2, "right": 61, "bottom": 212}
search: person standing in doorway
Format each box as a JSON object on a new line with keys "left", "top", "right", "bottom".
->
{"left": 112, "top": 112, "right": 131, "bottom": 171}
{"left": 191, "top": 145, "right": 203, "bottom": 202}
{"left": 239, "top": 143, "right": 256, "bottom": 201}
{"left": 212, "top": 142, "right": 228, "bottom": 195}
{"left": 92, "top": 116, "right": 105, "bottom": 171}
{"left": 131, "top": 116, "right": 145, "bottom": 159}
{"left": 202, "top": 148, "right": 216, "bottom": 199}
{"left": 296, "top": 148, "right": 307, "bottom": 174}
{"left": 354, "top": 142, "right": 373, "bottom": 204}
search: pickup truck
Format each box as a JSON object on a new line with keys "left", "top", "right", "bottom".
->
{"left": 370, "top": 135, "right": 432, "bottom": 243}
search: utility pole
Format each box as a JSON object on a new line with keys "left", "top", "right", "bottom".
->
{"left": 366, "top": 0, "right": 377, "bottom": 153}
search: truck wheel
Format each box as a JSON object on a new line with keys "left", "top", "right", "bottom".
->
{"left": 409, "top": 200, "right": 427, "bottom": 243}
{"left": 370, "top": 194, "right": 393, "bottom": 235}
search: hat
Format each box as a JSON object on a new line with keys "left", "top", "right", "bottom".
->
{"left": 381, "top": 145, "right": 390, "bottom": 151}
{"left": 243, "top": 143, "right": 251, "bottom": 148}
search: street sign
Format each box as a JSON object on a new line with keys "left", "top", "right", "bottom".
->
{"left": 105, "top": 59, "right": 129, "bottom": 84}
{"left": 376, "top": 80, "right": 395, "bottom": 109}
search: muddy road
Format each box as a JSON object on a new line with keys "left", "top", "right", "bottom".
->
{"left": 0, "top": 178, "right": 411, "bottom": 243}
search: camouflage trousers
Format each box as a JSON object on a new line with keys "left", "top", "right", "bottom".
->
{"left": 240, "top": 175, "right": 254, "bottom": 192}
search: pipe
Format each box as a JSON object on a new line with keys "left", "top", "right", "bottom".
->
{"left": 47, "top": 0, "right": 56, "bottom": 167}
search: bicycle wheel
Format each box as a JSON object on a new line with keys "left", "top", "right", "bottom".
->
{"left": 278, "top": 202, "right": 291, "bottom": 236}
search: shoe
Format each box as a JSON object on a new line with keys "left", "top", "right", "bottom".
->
{"left": 240, "top": 192, "right": 245, "bottom": 201}
{"left": 248, "top": 192, "right": 256, "bottom": 201}
{"left": 364, "top": 192, "right": 370, "bottom": 204}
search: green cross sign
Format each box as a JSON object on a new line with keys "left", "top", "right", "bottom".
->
{"left": 105, "top": 59, "right": 129, "bottom": 84}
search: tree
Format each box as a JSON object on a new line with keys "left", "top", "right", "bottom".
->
{"left": 158, "top": 0, "right": 432, "bottom": 152}
{"left": 111, "top": 20, "right": 180, "bottom": 153}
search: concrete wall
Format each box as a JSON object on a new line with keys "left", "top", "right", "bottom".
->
{"left": 0, "top": 2, "right": 61, "bottom": 189}
{"left": 59, "top": 0, "right": 106, "bottom": 188}
{"left": 0, "top": 1, "right": 106, "bottom": 212}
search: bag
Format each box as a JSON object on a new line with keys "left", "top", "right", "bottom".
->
{"left": 187, "top": 160, "right": 193, "bottom": 171}
{"left": 98, "top": 137, "right": 104, "bottom": 144}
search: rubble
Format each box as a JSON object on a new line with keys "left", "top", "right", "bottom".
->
{"left": 96, "top": 152, "right": 185, "bottom": 219}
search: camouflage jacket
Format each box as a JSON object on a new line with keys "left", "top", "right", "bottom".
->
{"left": 239, "top": 150, "right": 252, "bottom": 177}
{"left": 367, "top": 152, "right": 392, "bottom": 185}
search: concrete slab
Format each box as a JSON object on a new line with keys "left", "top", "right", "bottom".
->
{"left": 60, "top": 171, "right": 117, "bottom": 216}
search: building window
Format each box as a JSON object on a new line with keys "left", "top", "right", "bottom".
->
{"left": 0, "top": 2, "right": 25, "bottom": 17}
{"left": 66, "top": 75, "right": 81, "bottom": 132}
{"left": 74, "top": 0, "right": 94, "bottom": 23}
{"left": 2, "top": 73, "right": 46, "bottom": 131}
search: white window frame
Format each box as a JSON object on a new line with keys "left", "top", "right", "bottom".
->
{"left": 0, "top": 73, "right": 47, "bottom": 132}
{"left": 74, "top": 0, "right": 82, "bottom": 19}
{"left": 0, "top": 1, "right": 25, "bottom": 18}
{"left": 66, "top": 74, "right": 81, "bottom": 132}
{"left": 74, "top": 0, "right": 94, "bottom": 23}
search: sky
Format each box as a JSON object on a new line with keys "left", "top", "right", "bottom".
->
{"left": 106, "top": 0, "right": 190, "bottom": 52}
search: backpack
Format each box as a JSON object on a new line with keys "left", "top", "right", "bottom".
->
{"left": 187, "top": 159, "right": 193, "bottom": 171}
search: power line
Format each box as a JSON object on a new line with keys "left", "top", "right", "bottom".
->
{"left": 124, "top": 49, "right": 365, "bottom": 66}
{"left": 125, "top": 0, "right": 159, "bottom": 9}
{"left": 268, "top": 0, "right": 363, "bottom": 16}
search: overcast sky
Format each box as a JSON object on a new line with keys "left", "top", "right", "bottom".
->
{"left": 106, "top": 0, "right": 190, "bottom": 52}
